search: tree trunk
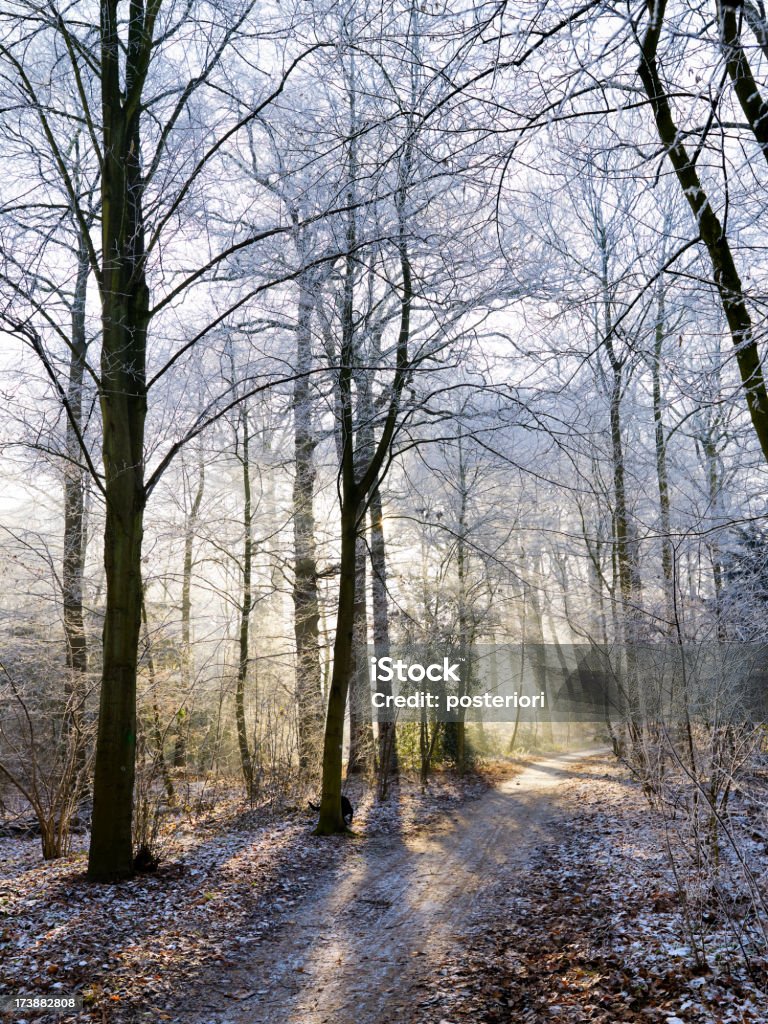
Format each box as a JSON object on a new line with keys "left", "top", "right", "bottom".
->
{"left": 63, "top": 233, "right": 89, "bottom": 782}
{"left": 717, "top": 0, "right": 768, "bottom": 165}
{"left": 292, "top": 271, "right": 324, "bottom": 774}
{"left": 235, "top": 404, "right": 255, "bottom": 800}
{"left": 319, "top": 83, "right": 362, "bottom": 830}
{"left": 87, "top": 0, "right": 151, "bottom": 881}
{"left": 318, "top": 91, "right": 360, "bottom": 829}
{"left": 453, "top": 428, "right": 470, "bottom": 774}
{"left": 347, "top": 348, "right": 376, "bottom": 777}
{"left": 598, "top": 223, "right": 641, "bottom": 634}
{"left": 317, "top": 103, "right": 412, "bottom": 832}
{"left": 744, "top": 0, "right": 768, "bottom": 62}
{"left": 176, "top": 449, "right": 204, "bottom": 768}
{"left": 637, "top": 0, "right": 768, "bottom": 464}
{"left": 595, "top": 214, "right": 643, "bottom": 742}
{"left": 347, "top": 525, "right": 373, "bottom": 774}
{"left": 702, "top": 434, "right": 725, "bottom": 637}
{"left": 140, "top": 595, "right": 174, "bottom": 803}
{"left": 317, "top": 504, "right": 358, "bottom": 833}
{"left": 89, "top": 360, "right": 146, "bottom": 882}
{"left": 651, "top": 274, "right": 674, "bottom": 624}
{"left": 525, "top": 563, "right": 554, "bottom": 747}
{"left": 370, "top": 486, "right": 398, "bottom": 797}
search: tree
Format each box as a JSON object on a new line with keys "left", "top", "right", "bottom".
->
{"left": 316, "top": 140, "right": 414, "bottom": 832}
{"left": 0, "top": 0, "right": 333, "bottom": 878}
{"left": 635, "top": 0, "right": 768, "bottom": 463}
{"left": 233, "top": 403, "right": 256, "bottom": 799}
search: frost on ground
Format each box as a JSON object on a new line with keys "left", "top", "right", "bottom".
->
{"left": 414, "top": 759, "right": 768, "bottom": 1024}
{"left": 0, "top": 771, "right": 491, "bottom": 1024}
{"left": 1, "top": 754, "right": 766, "bottom": 1024}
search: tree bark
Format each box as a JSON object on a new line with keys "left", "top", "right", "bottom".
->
{"left": 717, "top": 0, "right": 768, "bottom": 164}
{"left": 140, "top": 595, "right": 175, "bottom": 803}
{"left": 317, "top": 102, "right": 413, "bottom": 833}
{"left": 63, "top": 235, "right": 89, "bottom": 680}
{"left": 651, "top": 274, "right": 674, "bottom": 624}
{"left": 347, "top": 524, "right": 373, "bottom": 774}
{"left": 87, "top": 0, "right": 152, "bottom": 882}
{"left": 292, "top": 270, "right": 324, "bottom": 774}
{"left": 176, "top": 449, "right": 204, "bottom": 768}
{"left": 743, "top": 0, "right": 768, "bottom": 61}
{"left": 451, "top": 424, "right": 472, "bottom": 774}
{"left": 370, "top": 485, "right": 398, "bottom": 796}
{"left": 63, "top": 232, "right": 90, "bottom": 781}
{"left": 701, "top": 429, "right": 726, "bottom": 636}
{"left": 318, "top": 108, "right": 359, "bottom": 832}
{"left": 235, "top": 404, "right": 255, "bottom": 800}
{"left": 317, "top": 504, "right": 358, "bottom": 833}
{"left": 347, "top": 343, "right": 376, "bottom": 777}
{"left": 597, "top": 220, "right": 642, "bottom": 633}
{"left": 637, "top": 0, "right": 768, "bottom": 464}
{"left": 525, "top": 560, "right": 554, "bottom": 747}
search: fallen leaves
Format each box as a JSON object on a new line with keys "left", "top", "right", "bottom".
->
{"left": 413, "top": 759, "right": 768, "bottom": 1024}
{"left": 3, "top": 759, "right": 765, "bottom": 1024}
{"left": 0, "top": 771, "right": 492, "bottom": 1022}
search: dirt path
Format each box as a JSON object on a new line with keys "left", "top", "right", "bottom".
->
{"left": 189, "top": 750, "right": 607, "bottom": 1024}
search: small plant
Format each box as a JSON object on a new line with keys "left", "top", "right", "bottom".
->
{"left": 0, "top": 659, "right": 94, "bottom": 860}
{"left": 132, "top": 842, "right": 160, "bottom": 873}
{"left": 132, "top": 782, "right": 163, "bottom": 872}
{"left": 132, "top": 727, "right": 172, "bottom": 871}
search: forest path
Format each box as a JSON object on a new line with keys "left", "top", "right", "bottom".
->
{"left": 190, "top": 749, "right": 608, "bottom": 1024}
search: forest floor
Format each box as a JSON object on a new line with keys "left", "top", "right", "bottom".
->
{"left": 1, "top": 750, "right": 767, "bottom": 1024}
